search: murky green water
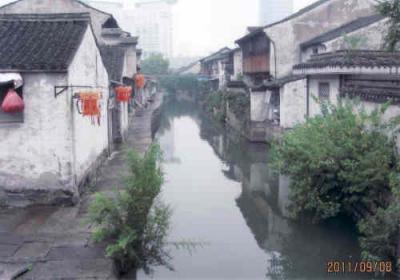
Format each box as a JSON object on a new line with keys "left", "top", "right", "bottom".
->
{"left": 139, "top": 97, "right": 371, "bottom": 280}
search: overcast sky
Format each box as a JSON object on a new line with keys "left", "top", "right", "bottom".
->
{"left": 173, "top": 0, "right": 318, "bottom": 57}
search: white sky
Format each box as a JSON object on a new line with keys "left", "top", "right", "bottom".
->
{"left": 172, "top": 0, "right": 318, "bottom": 57}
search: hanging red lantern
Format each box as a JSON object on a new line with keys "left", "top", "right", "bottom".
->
{"left": 79, "top": 92, "right": 100, "bottom": 116}
{"left": 115, "top": 86, "right": 132, "bottom": 102}
{"left": 78, "top": 92, "right": 101, "bottom": 126}
{"left": 1, "top": 89, "right": 24, "bottom": 113}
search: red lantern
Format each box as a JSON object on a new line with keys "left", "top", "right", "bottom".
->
{"left": 1, "top": 89, "right": 24, "bottom": 113}
{"left": 79, "top": 92, "right": 100, "bottom": 116}
{"left": 115, "top": 86, "right": 132, "bottom": 102}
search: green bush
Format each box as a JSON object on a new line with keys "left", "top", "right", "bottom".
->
{"left": 271, "top": 100, "right": 400, "bottom": 263}
{"left": 272, "top": 100, "right": 400, "bottom": 221}
{"left": 88, "top": 144, "right": 172, "bottom": 275}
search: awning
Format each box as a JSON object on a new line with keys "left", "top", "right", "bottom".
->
{"left": 0, "top": 73, "right": 23, "bottom": 88}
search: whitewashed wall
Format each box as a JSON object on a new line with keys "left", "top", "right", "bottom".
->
{"left": 233, "top": 50, "right": 243, "bottom": 80}
{"left": 308, "top": 75, "right": 340, "bottom": 117}
{"left": 280, "top": 78, "right": 307, "bottom": 128}
{"left": 361, "top": 101, "right": 400, "bottom": 149}
{"left": 0, "top": 73, "right": 74, "bottom": 200}
{"left": 67, "top": 26, "right": 109, "bottom": 184}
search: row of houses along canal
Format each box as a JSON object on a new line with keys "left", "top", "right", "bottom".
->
{"left": 0, "top": 0, "right": 400, "bottom": 278}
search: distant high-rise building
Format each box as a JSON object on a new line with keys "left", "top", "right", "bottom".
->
{"left": 132, "top": 0, "right": 177, "bottom": 59}
{"left": 82, "top": 0, "right": 176, "bottom": 59}
{"left": 259, "top": 0, "right": 293, "bottom": 25}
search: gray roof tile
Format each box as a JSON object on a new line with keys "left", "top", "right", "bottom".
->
{"left": 0, "top": 13, "right": 90, "bottom": 71}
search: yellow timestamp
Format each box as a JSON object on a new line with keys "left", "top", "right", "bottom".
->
{"left": 327, "top": 261, "right": 393, "bottom": 273}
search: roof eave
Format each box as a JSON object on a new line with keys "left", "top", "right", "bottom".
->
{"left": 293, "top": 66, "right": 400, "bottom": 76}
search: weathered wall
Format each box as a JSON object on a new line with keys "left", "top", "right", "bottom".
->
{"left": 301, "top": 18, "right": 388, "bottom": 62}
{"left": 122, "top": 45, "right": 137, "bottom": 78}
{"left": 250, "top": 90, "right": 270, "bottom": 122}
{"left": 264, "top": 0, "right": 376, "bottom": 78}
{"left": 325, "top": 19, "right": 387, "bottom": 51}
{"left": 0, "top": 0, "right": 111, "bottom": 44}
{"left": 233, "top": 50, "right": 243, "bottom": 80}
{"left": 309, "top": 75, "right": 340, "bottom": 117}
{"left": 0, "top": 73, "right": 74, "bottom": 205}
{"left": 280, "top": 78, "right": 307, "bottom": 128}
{"left": 67, "top": 26, "right": 109, "bottom": 185}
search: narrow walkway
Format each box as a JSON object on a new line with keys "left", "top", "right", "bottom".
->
{"left": 0, "top": 94, "right": 162, "bottom": 280}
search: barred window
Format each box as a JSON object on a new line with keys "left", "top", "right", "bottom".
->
{"left": 318, "top": 82, "right": 330, "bottom": 101}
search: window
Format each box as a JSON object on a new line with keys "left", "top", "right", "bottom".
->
{"left": 0, "top": 81, "right": 24, "bottom": 124}
{"left": 318, "top": 82, "right": 330, "bottom": 101}
{"left": 312, "top": 47, "right": 319, "bottom": 55}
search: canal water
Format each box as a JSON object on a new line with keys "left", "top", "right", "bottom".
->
{"left": 139, "top": 97, "right": 367, "bottom": 280}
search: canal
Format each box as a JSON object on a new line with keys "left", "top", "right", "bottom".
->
{"left": 139, "top": 97, "right": 366, "bottom": 280}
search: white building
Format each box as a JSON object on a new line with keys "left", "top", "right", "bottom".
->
{"left": 0, "top": 13, "right": 110, "bottom": 207}
{"left": 259, "top": 0, "right": 293, "bottom": 25}
{"left": 131, "top": 0, "right": 176, "bottom": 59}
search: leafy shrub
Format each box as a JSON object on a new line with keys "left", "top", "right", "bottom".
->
{"left": 271, "top": 100, "right": 400, "bottom": 263}
{"left": 88, "top": 144, "right": 171, "bottom": 276}
{"left": 272, "top": 100, "right": 400, "bottom": 222}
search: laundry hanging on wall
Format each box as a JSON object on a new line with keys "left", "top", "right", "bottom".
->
{"left": 78, "top": 91, "right": 101, "bottom": 126}
{"left": 1, "top": 88, "right": 24, "bottom": 113}
{"left": 115, "top": 86, "right": 132, "bottom": 102}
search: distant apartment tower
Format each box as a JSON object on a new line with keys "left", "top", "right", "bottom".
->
{"left": 259, "top": 0, "right": 293, "bottom": 25}
{"left": 132, "top": 0, "right": 176, "bottom": 59}
{"left": 82, "top": 0, "right": 175, "bottom": 59}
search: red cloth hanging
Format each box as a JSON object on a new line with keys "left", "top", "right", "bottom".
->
{"left": 1, "top": 89, "right": 24, "bottom": 113}
{"left": 80, "top": 92, "right": 100, "bottom": 116}
{"left": 115, "top": 86, "right": 132, "bottom": 102}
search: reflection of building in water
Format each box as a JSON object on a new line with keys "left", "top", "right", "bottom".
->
{"left": 200, "top": 118, "right": 292, "bottom": 252}
{"left": 237, "top": 177, "right": 291, "bottom": 253}
{"left": 158, "top": 119, "right": 179, "bottom": 163}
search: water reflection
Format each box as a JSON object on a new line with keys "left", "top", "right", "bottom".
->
{"left": 140, "top": 97, "right": 375, "bottom": 279}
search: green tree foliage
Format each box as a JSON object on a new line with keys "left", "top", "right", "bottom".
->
{"left": 141, "top": 54, "right": 170, "bottom": 75}
{"left": 204, "top": 90, "right": 250, "bottom": 123}
{"left": 271, "top": 100, "right": 400, "bottom": 263}
{"left": 88, "top": 144, "right": 172, "bottom": 275}
{"left": 376, "top": 0, "right": 400, "bottom": 51}
{"left": 159, "top": 74, "right": 202, "bottom": 94}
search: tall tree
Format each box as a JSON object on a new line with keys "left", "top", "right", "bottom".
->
{"left": 376, "top": 0, "right": 400, "bottom": 51}
{"left": 141, "top": 54, "right": 170, "bottom": 75}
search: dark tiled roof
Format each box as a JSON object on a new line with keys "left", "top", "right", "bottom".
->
{"left": 264, "top": 75, "right": 306, "bottom": 89}
{"left": 0, "top": 13, "right": 90, "bottom": 71}
{"left": 301, "top": 14, "right": 384, "bottom": 49}
{"left": 264, "top": 0, "right": 331, "bottom": 29}
{"left": 235, "top": 27, "right": 265, "bottom": 44}
{"left": 294, "top": 50, "right": 400, "bottom": 70}
{"left": 341, "top": 85, "right": 400, "bottom": 104}
{"left": 100, "top": 45, "right": 125, "bottom": 81}
{"left": 200, "top": 47, "right": 231, "bottom": 63}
